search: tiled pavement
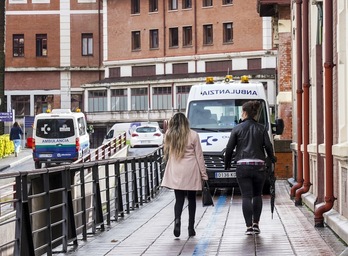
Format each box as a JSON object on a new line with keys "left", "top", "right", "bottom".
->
{"left": 58, "top": 181, "right": 347, "bottom": 256}
{"left": 1, "top": 149, "right": 347, "bottom": 255}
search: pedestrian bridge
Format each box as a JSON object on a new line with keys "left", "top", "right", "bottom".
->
{"left": 0, "top": 133, "right": 346, "bottom": 256}
{"left": 0, "top": 132, "right": 166, "bottom": 256}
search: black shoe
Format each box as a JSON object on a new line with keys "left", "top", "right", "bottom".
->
{"left": 252, "top": 223, "right": 260, "bottom": 234}
{"left": 245, "top": 227, "right": 254, "bottom": 235}
{"left": 188, "top": 228, "right": 196, "bottom": 237}
{"left": 174, "top": 219, "right": 181, "bottom": 237}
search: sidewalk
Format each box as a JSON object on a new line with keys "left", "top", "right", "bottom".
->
{"left": 0, "top": 147, "right": 32, "bottom": 172}
{"left": 57, "top": 181, "right": 348, "bottom": 256}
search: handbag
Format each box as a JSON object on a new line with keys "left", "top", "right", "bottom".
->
{"left": 202, "top": 181, "right": 214, "bottom": 207}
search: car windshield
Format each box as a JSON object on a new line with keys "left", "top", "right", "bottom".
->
{"left": 136, "top": 126, "right": 157, "bottom": 133}
{"left": 36, "top": 119, "right": 75, "bottom": 138}
{"left": 187, "top": 99, "right": 268, "bottom": 131}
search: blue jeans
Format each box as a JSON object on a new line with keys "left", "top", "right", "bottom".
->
{"left": 236, "top": 165, "right": 266, "bottom": 227}
{"left": 13, "top": 139, "right": 21, "bottom": 153}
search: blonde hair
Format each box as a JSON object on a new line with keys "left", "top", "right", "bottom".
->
{"left": 164, "top": 113, "right": 190, "bottom": 160}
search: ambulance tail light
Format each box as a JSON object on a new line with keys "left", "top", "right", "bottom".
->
{"left": 76, "top": 138, "right": 80, "bottom": 152}
{"left": 32, "top": 138, "right": 36, "bottom": 152}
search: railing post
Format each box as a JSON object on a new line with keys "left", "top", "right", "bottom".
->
{"left": 79, "top": 166, "right": 87, "bottom": 240}
{"left": 137, "top": 158, "right": 144, "bottom": 206}
{"left": 92, "top": 164, "right": 104, "bottom": 232}
{"left": 124, "top": 160, "right": 130, "bottom": 214}
{"left": 114, "top": 161, "right": 124, "bottom": 218}
{"left": 14, "top": 174, "right": 35, "bottom": 256}
{"left": 105, "top": 164, "right": 111, "bottom": 225}
{"left": 144, "top": 157, "right": 151, "bottom": 202}
{"left": 131, "top": 158, "right": 139, "bottom": 208}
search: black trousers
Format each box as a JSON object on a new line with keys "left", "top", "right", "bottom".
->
{"left": 174, "top": 190, "right": 196, "bottom": 228}
{"left": 236, "top": 165, "right": 266, "bottom": 227}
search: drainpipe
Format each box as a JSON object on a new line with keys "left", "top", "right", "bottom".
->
{"left": 290, "top": 0, "right": 304, "bottom": 199}
{"left": 314, "top": 0, "right": 335, "bottom": 227}
{"left": 295, "top": 0, "right": 312, "bottom": 205}
{"left": 98, "top": 0, "right": 102, "bottom": 81}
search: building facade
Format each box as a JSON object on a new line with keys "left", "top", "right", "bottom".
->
{"left": 287, "top": 0, "right": 348, "bottom": 244}
{"left": 5, "top": 0, "right": 279, "bottom": 134}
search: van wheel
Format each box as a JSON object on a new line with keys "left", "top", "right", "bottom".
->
{"left": 35, "top": 162, "right": 42, "bottom": 169}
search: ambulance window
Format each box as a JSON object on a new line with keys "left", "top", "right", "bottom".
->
{"left": 36, "top": 119, "right": 75, "bottom": 138}
{"left": 78, "top": 117, "right": 87, "bottom": 136}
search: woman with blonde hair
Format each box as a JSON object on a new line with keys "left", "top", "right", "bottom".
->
{"left": 161, "top": 112, "right": 208, "bottom": 238}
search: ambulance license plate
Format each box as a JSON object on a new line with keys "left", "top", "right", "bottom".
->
{"left": 215, "top": 172, "right": 236, "bottom": 178}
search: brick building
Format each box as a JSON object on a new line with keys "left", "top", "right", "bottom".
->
{"left": 4, "top": 0, "right": 283, "bottom": 147}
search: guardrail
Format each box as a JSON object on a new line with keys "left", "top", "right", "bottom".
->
{"left": 0, "top": 134, "right": 165, "bottom": 256}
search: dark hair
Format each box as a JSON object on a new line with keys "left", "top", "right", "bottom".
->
{"left": 242, "top": 100, "right": 260, "bottom": 119}
{"left": 13, "top": 122, "right": 19, "bottom": 127}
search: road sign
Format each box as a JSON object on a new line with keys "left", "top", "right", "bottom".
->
{"left": 0, "top": 112, "right": 13, "bottom": 122}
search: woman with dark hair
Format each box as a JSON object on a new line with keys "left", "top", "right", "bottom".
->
{"left": 224, "top": 100, "right": 277, "bottom": 235}
{"left": 10, "top": 122, "right": 24, "bottom": 157}
{"left": 161, "top": 112, "right": 208, "bottom": 238}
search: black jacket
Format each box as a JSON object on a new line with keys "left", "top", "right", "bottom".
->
{"left": 224, "top": 118, "right": 276, "bottom": 169}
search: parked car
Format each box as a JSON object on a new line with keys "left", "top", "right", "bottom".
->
{"left": 130, "top": 125, "right": 164, "bottom": 148}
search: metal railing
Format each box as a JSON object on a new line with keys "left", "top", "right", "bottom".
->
{"left": 0, "top": 133, "right": 165, "bottom": 256}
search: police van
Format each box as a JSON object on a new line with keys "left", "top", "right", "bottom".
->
{"left": 186, "top": 75, "right": 284, "bottom": 190}
{"left": 32, "top": 109, "right": 91, "bottom": 169}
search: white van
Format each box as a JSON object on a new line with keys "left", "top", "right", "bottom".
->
{"left": 103, "top": 121, "right": 160, "bottom": 145}
{"left": 185, "top": 76, "right": 284, "bottom": 189}
{"left": 32, "top": 109, "right": 91, "bottom": 169}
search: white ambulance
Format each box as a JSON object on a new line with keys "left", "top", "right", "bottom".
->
{"left": 185, "top": 76, "right": 284, "bottom": 190}
{"left": 32, "top": 109, "right": 91, "bottom": 169}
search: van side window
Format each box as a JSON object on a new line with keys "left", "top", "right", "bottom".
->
{"left": 77, "top": 117, "right": 87, "bottom": 136}
{"left": 36, "top": 119, "right": 74, "bottom": 138}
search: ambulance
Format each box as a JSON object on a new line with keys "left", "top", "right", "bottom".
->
{"left": 185, "top": 75, "right": 284, "bottom": 190}
{"left": 32, "top": 109, "right": 91, "bottom": 169}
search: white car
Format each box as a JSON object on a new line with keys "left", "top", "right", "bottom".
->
{"left": 130, "top": 125, "right": 164, "bottom": 148}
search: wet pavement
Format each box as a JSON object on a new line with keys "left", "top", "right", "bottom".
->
{"left": 1, "top": 149, "right": 348, "bottom": 255}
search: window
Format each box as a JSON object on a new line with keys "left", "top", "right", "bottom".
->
{"left": 183, "top": 26, "right": 192, "bottom": 46}
{"left": 111, "top": 89, "right": 128, "bottom": 111}
{"left": 150, "top": 29, "right": 159, "bottom": 49}
{"left": 88, "top": 90, "right": 107, "bottom": 112}
{"left": 131, "top": 0, "right": 140, "bottom": 14}
{"left": 36, "top": 34, "right": 47, "bottom": 57}
{"left": 222, "top": 0, "right": 232, "bottom": 4}
{"left": 11, "top": 95, "right": 30, "bottom": 116}
{"left": 169, "top": 28, "right": 179, "bottom": 47}
{"left": 248, "top": 58, "right": 262, "bottom": 70}
{"left": 152, "top": 87, "right": 172, "bottom": 110}
{"left": 132, "top": 65, "right": 156, "bottom": 76}
{"left": 131, "top": 88, "right": 148, "bottom": 110}
{"left": 203, "top": 24, "right": 213, "bottom": 45}
{"left": 176, "top": 86, "right": 191, "bottom": 111}
{"left": 71, "top": 94, "right": 83, "bottom": 112}
{"left": 13, "top": 34, "right": 24, "bottom": 57}
{"left": 183, "top": 0, "right": 192, "bottom": 8}
{"left": 109, "top": 67, "right": 121, "bottom": 78}
{"left": 206, "top": 60, "right": 232, "bottom": 72}
{"left": 36, "top": 119, "right": 75, "bottom": 138}
{"left": 34, "top": 95, "right": 54, "bottom": 114}
{"left": 132, "top": 31, "right": 141, "bottom": 51}
{"left": 77, "top": 117, "right": 87, "bottom": 136}
{"left": 169, "top": 0, "right": 178, "bottom": 10}
{"left": 173, "top": 63, "right": 188, "bottom": 74}
{"left": 223, "top": 22, "right": 233, "bottom": 43}
{"left": 82, "top": 33, "right": 93, "bottom": 56}
{"left": 203, "top": 0, "right": 212, "bottom": 7}
{"left": 149, "top": 0, "right": 158, "bottom": 12}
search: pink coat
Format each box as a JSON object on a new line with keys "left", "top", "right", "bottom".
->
{"left": 161, "top": 130, "right": 208, "bottom": 191}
